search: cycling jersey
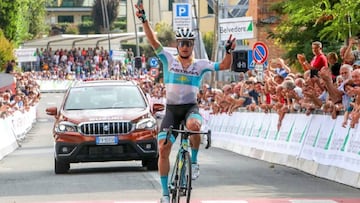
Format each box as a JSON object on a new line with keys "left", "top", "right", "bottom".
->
{"left": 156, "top": 46, "right": 220, "bottom": 105}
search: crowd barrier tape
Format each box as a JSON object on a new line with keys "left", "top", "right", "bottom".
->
{"left": 0, "top": 106, "right": 37, "bottom": 160}
{"left": 205, "top": 110, "right": 360, "bottom": 188}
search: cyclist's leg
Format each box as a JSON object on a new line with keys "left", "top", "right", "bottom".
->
{"left": 157, "top": 107, "right": 180, "bottom": 197}
{"left": 185, "top": 105, "right": 203, "bottom": 164}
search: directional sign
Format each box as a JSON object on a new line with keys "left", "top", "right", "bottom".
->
{"left": 173, "top": 3, "right": 192, "bottom": 30}
{"left": 149, "top": 57, "right": 158, "bottom": 67}
{"left": 219, "top": 17, "right": 254, "bottom": 41}
{"left": 252, "top": 41, "right": 269, "bottom": 64}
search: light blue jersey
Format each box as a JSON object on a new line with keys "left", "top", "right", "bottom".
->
{"left": 156, "top": 46, "right": 220, "bottom": 105}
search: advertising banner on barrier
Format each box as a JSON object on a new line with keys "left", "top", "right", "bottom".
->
{"left": 208, "top": 111, "right": 360, "bottom": 174}
{"left": 343, "top": 125, "right": 360, "bottom": 172}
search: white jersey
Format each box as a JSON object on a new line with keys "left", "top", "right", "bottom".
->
{"left": 156, "top": 46, "right": 220, "bottom": 105}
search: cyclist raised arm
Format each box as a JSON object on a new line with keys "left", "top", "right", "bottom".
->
{"left": 135, "top": 3, "right": 236, "bottom": 203}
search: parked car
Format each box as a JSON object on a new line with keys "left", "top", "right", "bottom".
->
{"left": 46, "top": 80, "right": 164, "bottom": 174}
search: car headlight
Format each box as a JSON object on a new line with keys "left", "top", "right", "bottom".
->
{"left": 55, "top": 121, "right": 78, "bottom": 133}
{"left": 135, "top": 117, "right": 157, "bottom": 129}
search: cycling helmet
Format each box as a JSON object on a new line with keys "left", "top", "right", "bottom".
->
{"left": 175, "top": 27, "right": 196, "bottom": 40}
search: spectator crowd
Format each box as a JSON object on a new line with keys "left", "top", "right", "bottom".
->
{"left": 0, "top": 72, "right": 41, "bottom": 118}
{"left": 3, "top": 37, "right": 360, "bottom": 131}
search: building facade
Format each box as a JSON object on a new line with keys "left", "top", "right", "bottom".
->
{"left": 44, "top": 0, "right": 284, "bottom": 59}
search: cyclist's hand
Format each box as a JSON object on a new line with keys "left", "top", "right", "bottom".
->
{"left": 135, "top": 2, "right": 146, "bottom": 23}
{"left": 225, "top": 34, "right": 236, "bottom": 54}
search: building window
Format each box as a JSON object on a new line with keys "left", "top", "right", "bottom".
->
{"left": 58, "top": 16, "right": 74, "bottom": 23}
{"left": 169, "top": 0, "right": 175, "bottom": 11}
{"left": 208, "top": 5, "right": 214, "bottom": 14}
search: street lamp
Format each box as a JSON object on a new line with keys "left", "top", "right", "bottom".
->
{"left": 101, "top": 0, "right": 111, "bottom": 54}
{"left": 130, "top": 0, "right": 140, "bottom": 56}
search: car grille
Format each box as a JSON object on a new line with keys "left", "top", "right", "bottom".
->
{"left": 79, "top": 122, "right": 133, "bottom": 135}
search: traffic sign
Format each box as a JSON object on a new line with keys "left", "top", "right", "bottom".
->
{"left": 173, "top": 3, "right": 192, "bottom": 30}
{"left": 149, "top": 57, "right": 158, "bottom": 67}
{"left": 252, "top": 41, "right": 269, "bottom": 64}
{"left": 150, "top": 68, "right": 159, "bottom": 78}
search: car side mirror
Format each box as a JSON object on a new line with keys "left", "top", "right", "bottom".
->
{"left": 152, "top": 103, "right": 164, "bottom": 113}
{"left": 45, "top": 107, "right": 58, "bottom": 117}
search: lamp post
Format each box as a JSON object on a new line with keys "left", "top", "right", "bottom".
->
{"left": 130, "top": 0, "right": 140, "bottom": 56}
{"left": 101, "top": 0, "right": 111, "bottom": 54}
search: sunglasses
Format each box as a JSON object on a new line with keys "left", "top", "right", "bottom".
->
{"left": 178, "top": 40, "right": 194, "bottom": 47}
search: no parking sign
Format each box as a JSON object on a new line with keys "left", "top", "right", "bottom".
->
{"left": 252, "top": 41, "right": 268, "bottom": 64}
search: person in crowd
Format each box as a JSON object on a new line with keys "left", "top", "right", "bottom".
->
{"left": 353, "top": 60, "right": 360, "bottom": 70}
{"left": 226, "top": 82, "right": 246, "bottom": 114}
{"left": 297, "top": 41, "right": 328, "bottom": 80}
{"left": 344, "top": 36, "right": 360, "bottom": 63}
{"left": 341, "top": 80, "right": 356, "bottom": 128}
{"left": 327, "top": 52, "right": 341, "bottom": 82}
{"left": 134, "top": 3, "right": 236, "bottom": 202}
{"left": 339, "top": 45, "right": 354, "bottom": 65}
{"left": 268, "top": 58, "right": 291, "bottom": 79}
{"left": 5, "top": 60, "right": 15, "bottom": 74}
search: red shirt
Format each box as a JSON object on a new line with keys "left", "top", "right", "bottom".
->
{"left": 310, "top": 53, "right": 328, "bottom": 70}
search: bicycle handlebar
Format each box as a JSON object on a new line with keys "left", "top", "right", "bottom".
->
{"left": 164, "top": 126, "right": 211, "bottom": 149}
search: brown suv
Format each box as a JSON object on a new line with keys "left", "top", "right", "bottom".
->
{"left": 46, "top": 80, "right": 163, "bottom": 174}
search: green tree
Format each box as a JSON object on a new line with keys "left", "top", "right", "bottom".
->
{"left": 92, "top": 0, "right": 119, "bottom": 33}
{"left": 203, "top": 31, "right": 214, "bottom": 59}
{"left": 0, "top": 0, "right": 20, "bottom": 42}
{"left": 27, "top": 0, "right": 47, "bottom": 39}
{"left": 0, "top": 30, "right": 15, "bottom": 72}
{"left": 269, "top": 0, "right": 360, "bottom": 70}
{"left": 0, "top": 0, "right": 46, "bottom": 45}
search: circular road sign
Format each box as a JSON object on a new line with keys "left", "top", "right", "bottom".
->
{"left": 252, "top": 41, "right": 269, "bottom": 64}
{"left": 149, "top": 57, "right": 158, "bottom": 67}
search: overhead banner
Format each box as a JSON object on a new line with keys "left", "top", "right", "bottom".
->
{"left": 14, "top": 48, "right": 37, "bottom": 62}
{"left": 219, "top": 17, "right": 254, "bottom": 41}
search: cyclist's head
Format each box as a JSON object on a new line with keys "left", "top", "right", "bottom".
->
{"left": 175, "top": 28, "right": 196, "bottom": 59}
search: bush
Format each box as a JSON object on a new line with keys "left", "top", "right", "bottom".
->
{"left": 78, "top": 21, "right": 96, "bottom": 34}
{"left": 65, "top": 24, "right": 79, "bottom": 34}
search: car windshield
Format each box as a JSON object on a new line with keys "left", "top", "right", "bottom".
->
{"left": 64, "top": 85, "right": 146, "bottom": 110}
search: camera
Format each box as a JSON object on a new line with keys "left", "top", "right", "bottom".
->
{"left": 310, "top": 69, "right": 318, "bottom": 78}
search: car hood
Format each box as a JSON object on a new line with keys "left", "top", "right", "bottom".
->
{"left": 60, "top": 108, "right": 150, "bottom": 123}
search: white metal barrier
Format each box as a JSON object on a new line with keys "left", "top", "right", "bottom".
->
{"left": 207, "top": 111, "right": 360, "bottom": 188}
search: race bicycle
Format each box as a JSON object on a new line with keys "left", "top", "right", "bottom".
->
{"left": 164, "top": 124, "right": 211, "bottom": 203}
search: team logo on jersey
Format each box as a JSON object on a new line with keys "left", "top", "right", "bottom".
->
{"left": 170, "top": 64, "right": 199, "bottom": 76}
{"left": 176, "top": 75, "right": 189, "bottom": 82}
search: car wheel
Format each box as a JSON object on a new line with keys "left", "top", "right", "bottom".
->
{"left": 142, "top": 157, "right": 158, "bottom": 171}
{"left": 54, "top": 158, "right": 70, "bottom": 174}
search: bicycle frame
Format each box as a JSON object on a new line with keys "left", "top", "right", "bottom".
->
{"left": 164, "top": 125, "right": 211, "bottom": 203}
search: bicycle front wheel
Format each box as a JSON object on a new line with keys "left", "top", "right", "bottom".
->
{"left": 177, "top": 151, "right": 192, "bottom": 203}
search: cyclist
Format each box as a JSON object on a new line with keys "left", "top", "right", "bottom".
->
{"left": 135, "top": 3, "right": 236, "bottom": 203}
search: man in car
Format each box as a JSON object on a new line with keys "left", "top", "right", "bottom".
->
{"left": 135, "top": 3, "right": 236, "bottom": 203}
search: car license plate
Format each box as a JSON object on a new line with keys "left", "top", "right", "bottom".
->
{"left": 96, "top": 136, "right": 118, "bottom": 145}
